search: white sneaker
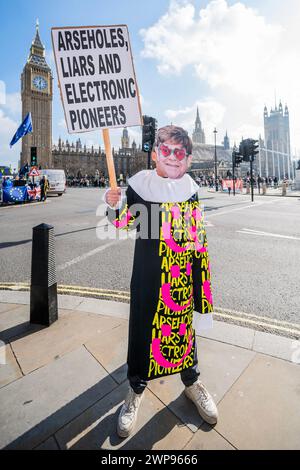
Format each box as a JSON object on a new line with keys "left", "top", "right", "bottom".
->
{"left": 117, "top": 387, "right": 143, "bottom": 438}
{"left": 185, "top": 380, "right": 218, "bottom": 425}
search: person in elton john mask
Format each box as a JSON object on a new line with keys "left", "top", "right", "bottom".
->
{"left": 104, "top": 125, "right": 217, "bottom": 438}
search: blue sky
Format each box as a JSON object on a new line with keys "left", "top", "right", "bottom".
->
{"left": 1, "top": 0, "right": 299, "bottom": 169}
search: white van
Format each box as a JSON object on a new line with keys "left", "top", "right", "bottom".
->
{"left": 39, "top": 169, "right": 66, "bottom": 196}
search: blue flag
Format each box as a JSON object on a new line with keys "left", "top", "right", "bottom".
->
{"left": 2, "top": 185, "right": 28, "bottom": 203}
{"left": 19, "top": 162, "right": 30, "bottom": 177}
{"left": 10, "top": 113, "right": 33, "bottom": 147}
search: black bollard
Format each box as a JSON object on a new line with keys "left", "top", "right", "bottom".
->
{"left": 30, "top": 223, "right": 58, "bottom": 326}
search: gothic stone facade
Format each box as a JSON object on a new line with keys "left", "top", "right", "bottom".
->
{"left": 21, "top": 23, "right": 53, "bottom": 168}
{"left": 259, "top": 103, "right": 293, "bottom": 179}
{"left": 52, "top": 139, "right": 148, "bottom": 179}
{"left": 192, "top": 107, "right": 206, "bottom": 144}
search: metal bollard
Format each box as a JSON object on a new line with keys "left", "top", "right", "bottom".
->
{"left": 30, "top": 223, "right": 58, "bottom": 326}
{"left": 282, "top": 182, "right": 287, "bottom": 196}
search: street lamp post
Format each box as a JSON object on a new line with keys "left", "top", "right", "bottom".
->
{"left": 214, "top": 128, "right": 218, "bottom": 191}
{"left": 232, "top": 146, "right": 236, "bottom": 196}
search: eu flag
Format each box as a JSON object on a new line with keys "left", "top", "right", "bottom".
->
{"left": 2, "top": 186, "right": 28, "bottom": 203}
{"left": 10, "top": 113, "right": 33, "bottom": 147}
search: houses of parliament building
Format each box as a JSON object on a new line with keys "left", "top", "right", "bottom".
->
{"left": 52, "top": 129, "right": 147, "bottom": 179}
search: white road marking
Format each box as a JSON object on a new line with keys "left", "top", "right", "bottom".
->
{"left": 205, "top": 198, "right": 280, "bottom": 219}
{"left": 57, "top": 218, "right": 218, "bottom": 271}
{"left": 57, "top": 240, "right": 123, "bottom": 271}
{"left": 237, "top": 228, "right": 300, "bottom": 241}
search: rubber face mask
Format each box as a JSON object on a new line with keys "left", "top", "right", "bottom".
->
{"left": 155, "top": 141, "right": 191, "bottom": 179}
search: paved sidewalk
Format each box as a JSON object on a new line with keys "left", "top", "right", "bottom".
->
{"left": 0, "top": 292, "right": 300, "bottom": 450}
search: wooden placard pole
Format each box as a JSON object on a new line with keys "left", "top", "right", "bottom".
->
{"left": 102, "top": 128, "right": 117, "bottom": 190}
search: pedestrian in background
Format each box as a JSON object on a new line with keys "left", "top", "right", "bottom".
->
{"left": 40, "top": 175, "right": 49, "bottom": 202}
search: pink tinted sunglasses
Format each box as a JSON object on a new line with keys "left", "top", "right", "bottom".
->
{"left": 157, "top": 143, "right": 187, "bottom": 161}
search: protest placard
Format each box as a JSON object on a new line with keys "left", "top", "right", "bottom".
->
{"left": 51, "top": 25, "right": 142, "bottom": 188}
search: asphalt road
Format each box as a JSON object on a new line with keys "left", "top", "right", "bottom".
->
{"left": 1, "top": 187, "right": 300, "bottom": 333}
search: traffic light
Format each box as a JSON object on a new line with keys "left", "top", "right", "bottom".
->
{"left": 239, "top": 139, "right": 259, "bottom": 162}
{"left": 142, "top": 115, "right": 157, "bottom": 152}
{"left": 250, "top": 139, "right": 259, "bottom": 157}
{"left": 30, "top": 146, "right": 37, "bottom": 167}
{"left": 239, "top": 139, "right": 251, "bottom": 161}
{"left": 232, "top": 150, "right": 243, "bottom": 167}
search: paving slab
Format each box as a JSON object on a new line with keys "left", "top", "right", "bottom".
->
{"left": 0, "top": 304, "right": 29, "bottom": 328}
{"left": 0, "top": 291, "right": 29, "bottom": 305}
{"left": 0, "top": 304, "right": 42, "bottom": 342}
{"left": 215, "top": 354, "right": 300, "bottom": 449}
{"left": 10, "top": 310, "right": 124, "bottom": 375}
{"left": 0, "top": 305, "right": 55, "bottom": 345}
{"left": 197, "top": 320, "right": 255, "bottom": 350}
{"left": 0, "top": 346, "right": 117, "bottom": 449}
{"left": 55, "top": 381, "right": 193, "bottom": 450}
{"left": 184, "top": 423, "right": 235, "bottom": 450}
{"left": 0, "top": 343, "right": 23, "bottom": 388}
{"left": 1, "top": 298, "right": 299, "bottom": 451}
{"left": 253, "top": 330, "right": 299, "bottom": 362}
{"left": 0, "top": 303, "right": 23, "bottom": 314}
{"left": 148, "top": 337, "right": 256, "bottom": 432}
{"left": 76, "top": 298, "right": 129, "bottom": 320}
{"left": 58, "top": 294, "right": 84, "bottom": 311}
{"left": 85, "top": 322, "right": 128, "bottom": 384}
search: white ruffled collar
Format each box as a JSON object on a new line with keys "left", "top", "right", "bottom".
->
{"left": 127, "top": 169, "right": 199, "bottom": 203}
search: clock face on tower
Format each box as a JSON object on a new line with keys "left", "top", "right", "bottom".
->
{"left": 32, "top": 75, "right": 48, "bottom": 92}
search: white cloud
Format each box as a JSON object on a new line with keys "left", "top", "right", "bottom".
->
{"left": 127, "top": 127, "right": 142, "bottom": 145}
{"left": 0, "top": 85, "right": 21, "bottom": 116}
{"left": 231, "top": 123, "right": 263, "bottom": 147}
{"left": 0, "top": 80, "right": 5, "bottom": 105}
{"left": 140, "top": 0, "right": 300, "bottom": 150}
{"left": 140, "top": 0, "right": 282, "bottom": 92}
{"left": 164, "top": 99, "right": 225, "bottom": 141}
{"left": 0, "top": 89, "right": 22, "bottom": 167}
{"left": 0, "top": 109, "right": 20, "bottom": 168}
{"left": 3, "top": 92, "right": 21, "bottom": 116}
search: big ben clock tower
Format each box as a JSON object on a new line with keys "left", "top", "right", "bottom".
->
{"left": 21, "top": 20, "right": 53, "bottom": 168}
